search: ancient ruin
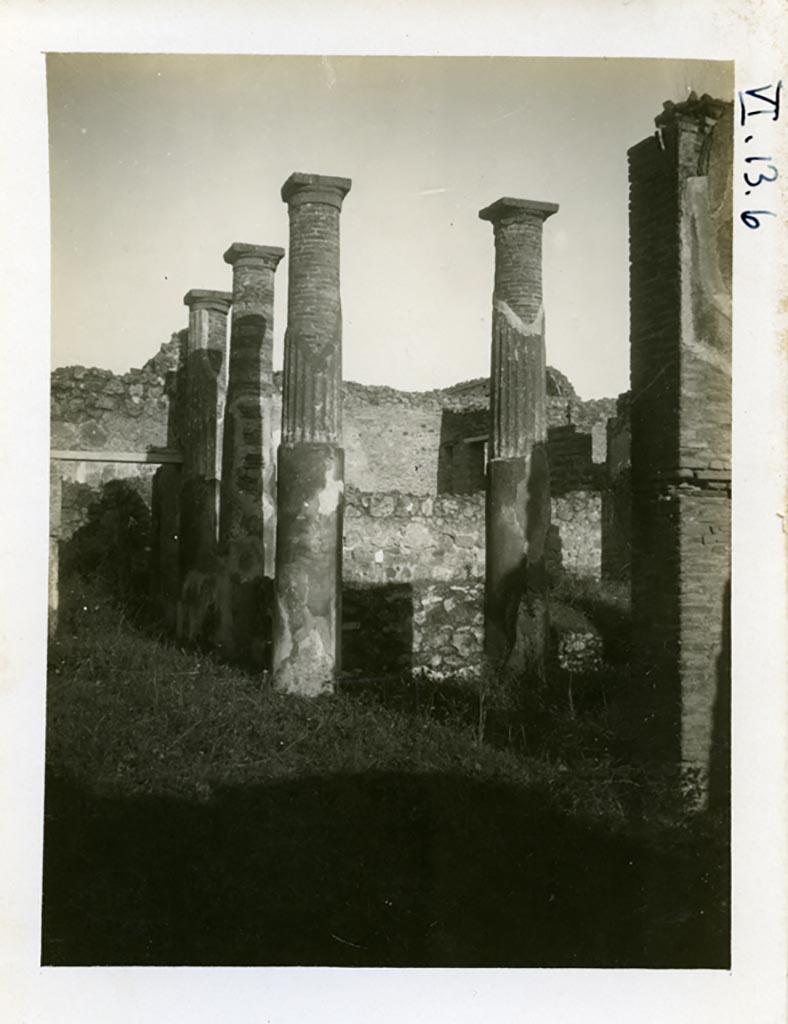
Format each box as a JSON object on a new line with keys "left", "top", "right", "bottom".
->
{"left": 272, "top": 173, "right": 352, "bottom": 695}
{"left": 218, "top": 243, "right": 284, "bottom": 662}
{"left": 628, "top": 94, "right": 732, "bottom": 794}
{"left": 177, "top": 288, "right": 232, "bottom": 644}
{"left": 48, "top": 96, "right": 732, "bottom": 796}
{"left": 479, "top": 196, "right": 558, "bottom": 679}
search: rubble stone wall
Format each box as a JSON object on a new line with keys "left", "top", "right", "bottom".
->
{"left": 50, "top": 346, "right": 630, "bottom": 674}
{"left": 50, "top": 335, "right": 183, "bottom": 453}
{"left": 52, "top": 352, "right": 619, "bottom": 497}
{"left": 52, "top": 356, "right": 623, "bottom": 585}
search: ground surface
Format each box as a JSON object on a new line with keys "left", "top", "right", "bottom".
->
{"left": 42, "top": 580, "right": 729, "bottom": 968}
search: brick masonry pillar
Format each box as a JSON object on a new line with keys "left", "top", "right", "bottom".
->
{"left": 273, "top": 172, "right": 352, "bottom": 695}
{"left": 628, "top": 95, "right": 732, "bottom": 798}
{"left": 177, "top": 288, "right": 231, "bottom": 643}
{"left": 478, "top": 196, "right": 558, "bottom": 680}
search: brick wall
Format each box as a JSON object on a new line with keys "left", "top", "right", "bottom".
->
{"left": 547, "top": 424, "right": 595, "bottom": 495}
{"left": 602, "top": 395, "right": 631, "bottom": 581}
{"left": 628, "top": 97, "right": 732, "bottom": 784}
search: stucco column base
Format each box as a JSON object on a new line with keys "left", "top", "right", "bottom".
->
{"left": 273, "top": 443, "right": 344, "bottom": 696}
{"left": 485, "top": 450, "right": 550, "bottom": 681}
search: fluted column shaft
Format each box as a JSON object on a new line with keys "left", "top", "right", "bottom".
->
{"left": 220, "top": 244, "right": 284, "bottom": 574}
{"left": 273, "top": 172, "right": 351, "bottom": 695}
{"left": 178, "top": 289, "right": 231, "bottom": 641}
{"left": 281, "top": 176, "right": 348, "bottom": 444}
{"left": 479, "top": 197, "right": 558, "bottom": 677}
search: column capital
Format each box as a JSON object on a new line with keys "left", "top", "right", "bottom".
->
{"left": 479, "top": 196, "right": 559, "bottom": 225}
{"left": 281, "top": 172, "right": 352, "bottom": 211}
{"left": 183, "top": 289, "right": 233, "bottom": 313}
{"left": 223, "top": 243, "right": 285, "bottom": 270}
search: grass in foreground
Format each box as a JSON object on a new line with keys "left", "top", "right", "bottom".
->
{"left": 42, "top": 578, "right": 729, "bottom": 968}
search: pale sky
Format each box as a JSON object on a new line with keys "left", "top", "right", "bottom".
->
{"left": 48, "top": 55, "right": 733, "bottom": 399}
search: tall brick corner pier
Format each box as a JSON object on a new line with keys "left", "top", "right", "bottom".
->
{"left": 628, "top": 93, "right": 732, "bottom": 796}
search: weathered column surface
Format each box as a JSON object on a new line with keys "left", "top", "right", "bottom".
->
{"left": 273, "top": 172, "right": 351, "bottom": 695}
{"left": 220, "top": 243, "right": 284, "bottom": 570}
{"left": 628, "top": 94, "right": 732, "bottom": 799}
{"left": 478, "top": 197, "right": 558, "bottom": 679}
{"left": 151, "top": 462, "right": 181, "bottom": 631}
{"left": 216, "top": 243, "right": 284, "bottom": 667}
{"left": 177, "top": 288, "right": 231, "bottom": 642}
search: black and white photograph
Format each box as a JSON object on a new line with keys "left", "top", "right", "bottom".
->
{"left": 1, "top": 3, "right": 786, "bottom": 1022}
{"left": 43, "top": 51, "right": 735, "bottom": 969}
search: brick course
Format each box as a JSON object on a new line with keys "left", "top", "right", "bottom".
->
{"left": 628, "top": 96, "right": 732, "bottom": 786}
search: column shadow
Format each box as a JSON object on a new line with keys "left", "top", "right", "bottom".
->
{"left": 41, "top": 769, "right": 730, "bottom": 968}
{"left": 342, "top": 582, "right": 414, "bottom": 676}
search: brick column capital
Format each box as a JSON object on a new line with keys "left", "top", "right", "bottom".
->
{"left": 183, "top": 289, "right": 233, "bottom": 314}
{"left": 223, "top": 243, "right": 285, "bottom": 271}
{"left": 281, "top": 172, "right": 352, "bottom": 211}
{"left": 479, "top": 196, "right": 559, "bottom": 225}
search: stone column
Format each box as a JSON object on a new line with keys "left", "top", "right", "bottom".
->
{"left": 220, "top": 244, "right": 284, "bottom": 567}
{"left": 628, "top": 95, "right": 732, "bottom": 800}
{"left": 177, "top": 288, "right": 231, "bottom": 643}
{"left": 216, "top": 243, "right": 284, "bottom": 667}
{"left": 273, "top": 172, "right": 351, "bottom": 695}
{"left": 151, "top": 462, "right": 181, "bottom": 631}
{"left": 478, "top": 197, "right": 559, "bottom": 679}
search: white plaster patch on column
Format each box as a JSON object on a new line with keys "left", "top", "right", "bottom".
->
{"left": 374, "top": 549, "right": 384, "bottom": 564}
{"left": 273, "top": 592, "right": 293, "bottom": 668}
{"left": 262, "top": 491, "right": 276, "bottom": 520}
{"left": 493, "top": 298, "right": 544, "bottom": 337}
{"left": 318, "top": 475, "right": 344, "bottom": 516}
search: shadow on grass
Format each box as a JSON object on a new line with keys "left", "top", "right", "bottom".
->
{"left": 42, "top": 769, "right": 728, "bottom": 968}
{"left": 337, "top": 668, "right": 634, "bottom": 768}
